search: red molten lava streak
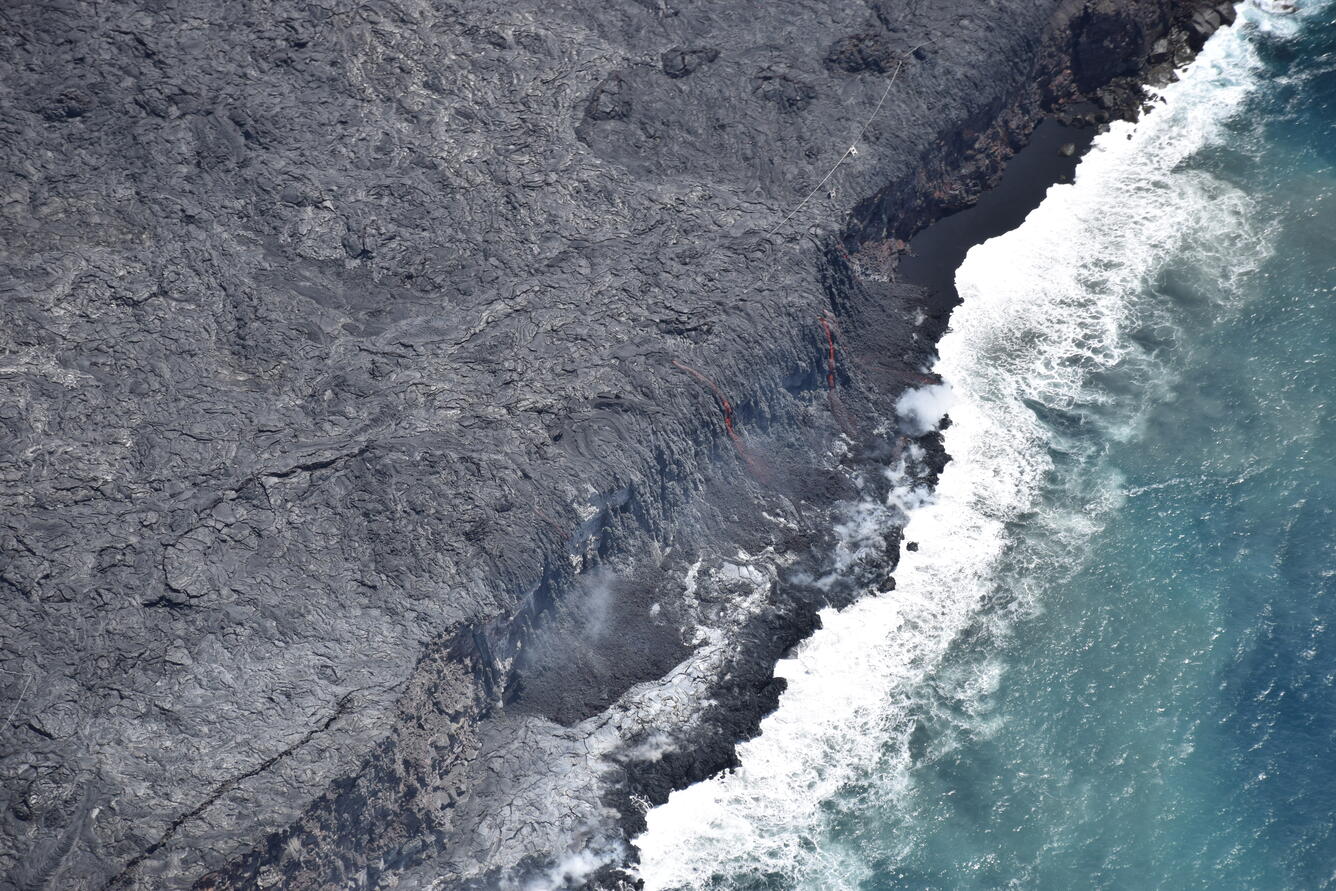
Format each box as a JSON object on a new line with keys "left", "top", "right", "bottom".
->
{"left": 671, "top": 359, "right": 769, "bottom": 482}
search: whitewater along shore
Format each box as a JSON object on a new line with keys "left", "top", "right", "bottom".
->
{"left": 0, "top": 0, "right": 1234, "bottom": 887}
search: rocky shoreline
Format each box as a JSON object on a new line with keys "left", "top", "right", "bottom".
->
{"left": 0, "top": 1, "right": 1236, "bottom": 888}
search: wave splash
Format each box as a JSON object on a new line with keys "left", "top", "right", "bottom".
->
{"left": 635, "top": 12, "right": 1280, "bottom": 890}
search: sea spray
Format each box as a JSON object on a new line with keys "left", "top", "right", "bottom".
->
{"left": 635, "top": 8, "right": 1280, "bottom": 888}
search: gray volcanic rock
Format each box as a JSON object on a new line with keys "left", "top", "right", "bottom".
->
{"left": 0, "top": 0, "right": 1227, "bottom": 888}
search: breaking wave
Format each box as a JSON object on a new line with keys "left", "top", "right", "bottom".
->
{"left": 635, "top": 10, "right": 1281, "bottom": 888}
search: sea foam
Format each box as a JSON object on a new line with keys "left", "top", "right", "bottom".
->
{"left": 635, "top": 11, "right": 1275, "bottom": 889}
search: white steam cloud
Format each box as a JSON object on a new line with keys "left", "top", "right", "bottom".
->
{"left": 895, "top": 382, "right": 955, "bottom": 434}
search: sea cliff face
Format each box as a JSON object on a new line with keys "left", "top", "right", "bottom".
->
{"left": 0, "top": 0, "right": 1229, "bottom": 887}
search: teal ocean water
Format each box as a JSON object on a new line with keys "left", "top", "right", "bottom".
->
{"left": 638, "top": 4, "right": 1336, "bottom": 888}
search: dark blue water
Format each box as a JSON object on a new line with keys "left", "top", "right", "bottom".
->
{"left": 889, "top": 11, "right": 1335, "bottom": 887}
{"left": 639, "top": 6, "right": 1335, "bottom": 888}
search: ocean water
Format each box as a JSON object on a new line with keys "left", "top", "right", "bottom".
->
{"left": 636, "top": 5, "right": 1336, "bottom": 889}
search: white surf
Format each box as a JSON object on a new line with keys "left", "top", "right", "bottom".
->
{"left": 635, "top": 11, "right": 1279, "bottom": 889}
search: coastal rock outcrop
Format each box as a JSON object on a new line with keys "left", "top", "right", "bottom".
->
{"left": 0, "top": 0, "right": 1228, "bottom": 887}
